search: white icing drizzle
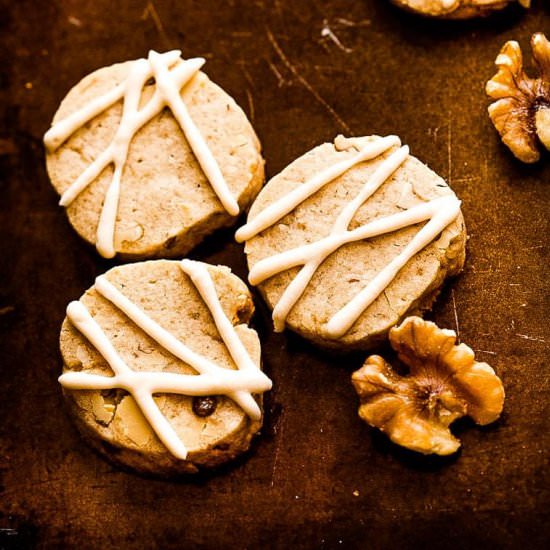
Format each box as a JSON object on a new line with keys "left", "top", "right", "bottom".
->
{"left": 325, "top": 196, "right": 460, "bottom": 337}
{"left": 269, "top": 145, "right": 410, "bottom": 332}
{"left": 59, "top": 261, "right": 271, "bottom": 460}
{"left": 45, "top": 50, "right": 238, "bottom": 259}
{"left": 235, "top": 135, "right": 401, "bottom": 243}
{"left": 148, "top": 52, "right": 239, "bottom": 217}
{"left": 239, "top": 137, "right": 461, "bottom": 339}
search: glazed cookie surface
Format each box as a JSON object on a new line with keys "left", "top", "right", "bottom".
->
{"left": 45, "top": 51, "right": 264, "bottom": 259}
{"left": 59, "top": 259, "right": 271, "bottom": 476}
{"left": 238, "top": 135, "right": 466, "bottom": 350}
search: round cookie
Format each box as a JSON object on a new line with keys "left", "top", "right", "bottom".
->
{"left": 59, "top": 259, "right": 272, "bottom": 476}
{"left": 45, "top": 50, "right": 264, "bottom": 259}
{"left": 390, "top": 0, "right": 528, "bottom": 19}
{"left": 237, "top": 135, "right": 466, "bottom": 351}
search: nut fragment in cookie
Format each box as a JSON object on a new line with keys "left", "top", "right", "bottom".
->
{"left": 45, "top": 50, "right": 264, "bottom": 259}
{"left": 238, "top": 135, "right": 466, "bottom": 350}
{"left": 486, "top": 33, "right": 550, "bottom": 163}
{"left": 390, "top": 0, "right": 529, "bottom": 19}
{"left": 59, "top": 259, "right": 272, "bottom": 475}
{"left": 351, "top": 316, "right": 505, "bottom": 455}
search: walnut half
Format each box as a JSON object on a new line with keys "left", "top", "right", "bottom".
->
{"left": 351, "top": 317, "right": 505, "bottom": 456}
{"left": 486, "top": 33, "right": 550, "bottom": 163}
{"left": 390, "top": 0, "right": 529, "bottom": 20}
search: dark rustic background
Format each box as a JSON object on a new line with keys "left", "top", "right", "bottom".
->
{"left": 1, "top": 1, "right": 549, "bottom": 548}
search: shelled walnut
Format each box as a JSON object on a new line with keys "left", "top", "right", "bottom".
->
{"left": 351, "top": 317, "right": 505, "bottom": 456}
{"left": 486, "top": 33, "right": 550, "bottom": 163}
{"left": 390, "top": 0, "right": 529, "bottom": 19}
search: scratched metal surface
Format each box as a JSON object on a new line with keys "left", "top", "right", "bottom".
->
{"left": 1, "top": 0, "right": 549, "bottom": 548}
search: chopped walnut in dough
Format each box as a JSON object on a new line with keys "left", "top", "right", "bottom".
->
{"left": 390, "top": 0, "right": 529, "bottom": 20}
{"left": 351, "top": 316, "right": 505, "bottom": 456}
{"left": 486, "top": 33, "right": 550, "bottom": 163}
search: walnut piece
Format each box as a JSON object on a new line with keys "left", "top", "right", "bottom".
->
{"left": 486, "top": 33, "right": 550, "bottom": 163}
{"left": 390, "top": 0, "right": 529, "bottom": 20}
{"left": 351, "top": 316, "right": 505, "bottom": 456}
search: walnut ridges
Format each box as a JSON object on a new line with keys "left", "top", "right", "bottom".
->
{"left": 352, "top": 317, "right": 505, "bottom": 456}
{"left": 486, "top": 33, "right": 550, "bottom": 163}
{"left": 389, "top": 0, "right": 529, "bottom": 20}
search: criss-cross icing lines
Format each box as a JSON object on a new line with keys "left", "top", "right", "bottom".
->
{"left": 44, "top": 50, "right": 238, "bottom": 259}
{"left": 236, "top": 136, "right": 461, "bottom": 339}
{"left": 58, "top": 260, "right": 272, "bottom": 460}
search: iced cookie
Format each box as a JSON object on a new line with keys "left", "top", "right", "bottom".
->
{"left": 390, "top": 0, "right": 529, "bottom": 19}
{"left": 237, "top": 135, "right": 466, "bottom": 350}
{"left": 45, "top": 50, "right": 264, "bottom": 259}
{"left": 59, "top": 259, "right": 272, "bottom": 475}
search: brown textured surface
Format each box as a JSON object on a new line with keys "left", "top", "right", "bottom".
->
{"left": 0, "top": 1, "right": 549, "bottom": 548}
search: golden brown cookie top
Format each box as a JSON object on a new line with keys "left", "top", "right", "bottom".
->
{"left": 45, "top": 51, "right": 264, "bottom": 259}
{"left": 241, "top": 135, "right": 466, "bottom": 350}
{"left": 390, "top": 0, "right": 529, "bottom": 19}
{"left": 59, "top": 259, "right": 271, "bottom": 475}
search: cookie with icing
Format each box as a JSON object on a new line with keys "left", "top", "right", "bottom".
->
{"left": 390, "top": 0, "right": 529, "bottom": 19}
{"left": 59, "top": 259, "right": 272, "bottom": 475}
{"left": 45, "top": 51, "right": 264, "bottom": 259}
{"left": 237, "top": 135, "right": 466, "bottom": 350}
